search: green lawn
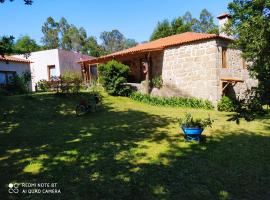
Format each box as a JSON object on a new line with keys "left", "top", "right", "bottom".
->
{"left": 0, "top": 92, "right": 269, "bottom": 200}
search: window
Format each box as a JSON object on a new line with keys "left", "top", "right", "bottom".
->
{"left": 48, "top": 65, "right": 56, "bottom": 80}
{"left": 222, "top": 47, "right": 227, "bottom": 68}
{"left": 90, "top": 65, "right": 97, "bottom": 76}
{"left": 0, "top": 71, "right": 16, "bottom": 85}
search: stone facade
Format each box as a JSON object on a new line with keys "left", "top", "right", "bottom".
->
{"left": 216, "top": 40, "right": 257, "bottom": 100}
{"left": 150, "top": 39, "right": 257, "bottom": 106}
{"left": 161, "top": 40, "right": 219, "bottom": 104}
{"left": 115, "top": 38, "right": 257, "bottom": 106}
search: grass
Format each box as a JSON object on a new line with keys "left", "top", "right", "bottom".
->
{"left": 0, "top": 92, "right": 269, "bottom": 200}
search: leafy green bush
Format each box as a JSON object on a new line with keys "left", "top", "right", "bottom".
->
{"left": 36, "top": 71, "right": 83, "bottom": 93}
{"left": 129, "top": 92, "right": 214, "bottom": 109}
{"left": 217, "top": 96, "right": 236, "bottom": 112}
{"left": 36, "top": 79, "right": 50, "bottom": 92}
{"left": 60, "top": 71, "right": 82, "bottom": 93}
{"left": 98, "top": 60, "right": 131, "bottom": 96}
{"left": 151, "top": 75, "right": 163, "bottom": 88}
{"left": 179, "top": 112, "right": 214, "bottom": 129}
{"left": 4, "top": 71, "right": 32, "bottom": 95}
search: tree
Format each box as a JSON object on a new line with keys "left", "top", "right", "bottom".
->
{"left": 150, "top": 20, "right": 172, "bottom": 41}
{"left": 0, "top": 36, "right": 14, "bottom": 56}
{"left": 171, "top": 17, "right": 191, "bottom": 35}
{"left": 150, "top": 9, "right": 218, "bottom": 41}
{"left": 49, "top": 17, "right": 88, "bottom": 52}
{"left": 100, "top": 30, "right": 126, "bottom": 53}
{"left": 0, "top": 0, "right": 32, "bottom": 4}
{"left": 59, "top": 17, "right": 71, "bottom": 38}
{"left": 14, "top": 35, "right": 40, "bottom": 54}
{"left": 61, "top": 25, "right": 87, "bottom": 52}
{"left": 124, "top": 38, "right": 138, "bottom": 49}
{"left": 182, "top": 11, "right": 198, "bottom": 31}
{"left": 41, "top": 17, "right": 60, "bottom": 49}
{"left": 81, "top": 36, "right": 105, "bottom": 57}
{"left": 225, "top": 0, "right": 270, "bottom": 121}
{"left": 196, "top": 9, "right": 219, "bottom": 34}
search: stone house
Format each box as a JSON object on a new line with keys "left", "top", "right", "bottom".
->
{"left": 0, "top": 55, "right": 32, "bottom": 90}
{"left": 78, "top": 14, "right": 257, "bottom": 106}
{"left": 14, "top": 49, "right": 94, "bottom": 91}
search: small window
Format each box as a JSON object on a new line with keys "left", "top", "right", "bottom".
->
{"left": 0, "top": 71, "right": 16, "bottom": 85}
{"left": 0, "top": 73, "right": 6, "bottom": 84}
{"left": 90, "top": 65, "right": 97, "bottom": 76}
{"left": 48, "top": 65, "right": 56, "bottom": 80}
{"left": 222, "top": 47, "right": 227, "bottom": 68}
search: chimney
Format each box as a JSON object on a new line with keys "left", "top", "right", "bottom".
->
{"left": 217, "top": 13, "right": 232, "bottom": 38}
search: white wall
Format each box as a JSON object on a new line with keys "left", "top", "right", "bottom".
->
{"left": 15, "top": 49, "right": 60, "bottom": 91}
{"left": 0, "top": 61, "right": 30, "bottom": 75}
{"left": 15, "top": 49, "right": 93, "bottom": 91}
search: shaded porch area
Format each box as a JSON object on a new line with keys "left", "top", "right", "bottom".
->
{"left": 79, "top": 50, "right": 164, "bottom": 94}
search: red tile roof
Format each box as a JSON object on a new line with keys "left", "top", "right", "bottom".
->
{"left": 79, "top": 32, "right": 232, "bottom": 65}
{"left": 0, "top": 55, "right": 32, "bottom": 63}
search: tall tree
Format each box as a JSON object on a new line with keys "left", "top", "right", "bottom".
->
{"left": 150, "top": 9, "right": 219, "bottom": 41}
{"left": 171, "top": 17, "right": 191, "bottom": 35}
{"left": 150, "top": 20, "right": 172, "bottom": 41}
{"left": 14, "top": 35, "right": 40, "bottom": 54}
{"left": 100, "top": 30, "right": 125, "bottom": 53}
{"left": 226, "top": 0, "right": 270, "bottom": 120}
{"left": 0, "top": 36, "right": 14, "bottom": 56}
{"left": 81, "top": 36, "right": 105, "bottom": 57}
{"left": 196, "top": 9, "right": 219, "bottom": 34}
{"left": 124, "top": 38, "right": 138, "bottom": 49}
{"left": 59, "top": 17, "right": 71, "bottom": 38}
{"left": 61, "top": 25, "right": 87, "bottom": 52}
{"left": 41, "top": 17, "right": 60, "bottom": 49}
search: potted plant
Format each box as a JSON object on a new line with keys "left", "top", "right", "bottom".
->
{"left": 179, "top": 113, "right": 214, "bottom": 142}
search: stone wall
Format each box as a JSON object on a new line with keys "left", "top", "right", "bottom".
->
{"left": 161, "top": 40, "right": 219, "bottom": 104}
{"left": 150, "top": 51, "right": 163, "bottom": 78}
{"left": 119, "top": 38, "right": 257, "bottom": 106}
{"left": 216, "top": 40, "right": 258, "bottom": 100}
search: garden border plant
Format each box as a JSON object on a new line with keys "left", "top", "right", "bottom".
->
{"left": 129, "top": 92, "right": 214, "bottom": 110}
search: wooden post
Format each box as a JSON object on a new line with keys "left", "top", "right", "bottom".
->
{"left": 86, "top": 65, "right": 90, "bottom": 83}
{"left": 81, "top": 63, "right": 85, "bottom": 83}
{"left": 145, "top": 52, "right": 151, "bottom": 94}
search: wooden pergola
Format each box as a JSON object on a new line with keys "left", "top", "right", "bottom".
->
{"left": 221, "top": 77, "right": 244, "bottom": 95}
{"left": 78, "top": 49, "right": 162, "bottom": 94}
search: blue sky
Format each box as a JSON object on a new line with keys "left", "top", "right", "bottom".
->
{"left": 0, "top": 0, "right": 232, "bottom": 44}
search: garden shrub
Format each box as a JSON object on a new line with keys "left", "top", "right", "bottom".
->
{"left": 2, "top": 71, "right": 32, "bottom": 95}
{"left": 36, "top": 71, "right": 83, "bottom": 93}
{"left": 217, "top": 96, "right": 236, "bottom": 112}
{"left": 36, "top": 79, "right": 50, "bottom": 92}
{"left": 98, "top": 60, "right": 131, "bottom": 96}
{"left": 151, "top": 75, "right": 163, "bottom": 88}
{"left": 60, "top": 71, "right": 82, "bottom": 93}
{"left": 129, "top": 92, "right": 214, "bottom": 109}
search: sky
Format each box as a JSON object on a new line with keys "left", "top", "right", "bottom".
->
{"left": 0, "top": 0, "right": 232, "bottom": 44}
